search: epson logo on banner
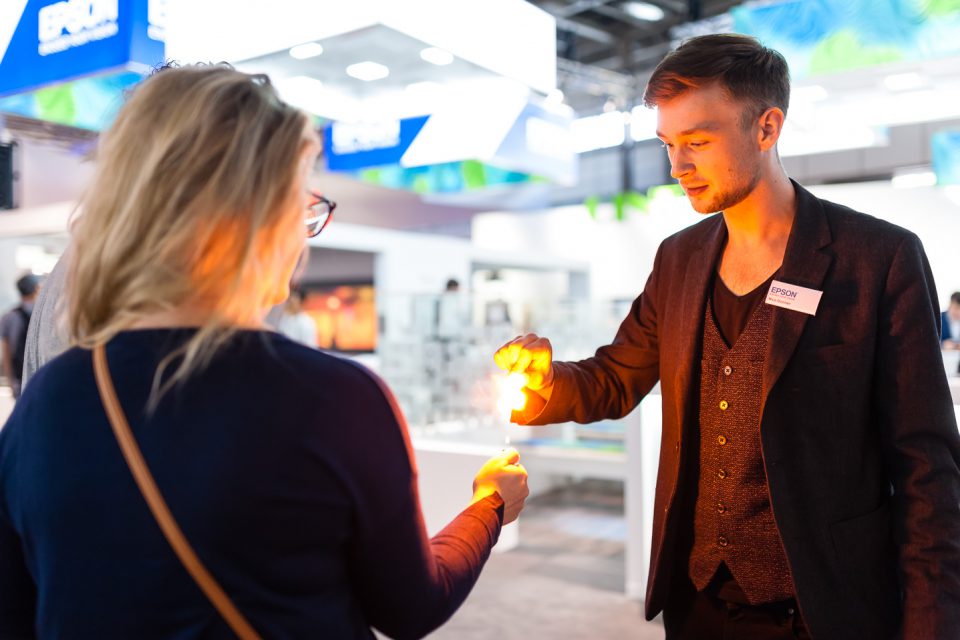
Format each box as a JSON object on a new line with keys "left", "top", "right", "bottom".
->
{"left": 148, "top": 0, "right": 167, "bottom": 42}
{"left": 37, "top": 0, "right": 120, "bottom": 57}
{"left": 332, "top": 121, "right": 402, "bottom": 155}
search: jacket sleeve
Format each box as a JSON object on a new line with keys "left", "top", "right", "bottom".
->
{"left": 873, "top": 233, "right": 960, "bottom": 639}
{"left": 513, "top": 244, "right": 664, "bottom": 426}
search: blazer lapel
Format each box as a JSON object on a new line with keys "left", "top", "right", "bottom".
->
{"left": 759, "top": 182, "right": 834, "bottom": 417}
{"left": 673, "top": 215, "right": 726, "bottom": 436}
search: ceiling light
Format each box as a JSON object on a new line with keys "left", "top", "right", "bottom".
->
{"left": 420, "top": 47, "right": 454, "bottom": 66}
{"left": 346, "top": 61, "right": 390, "bottom": 82}
{"left": 791, "top": 84, "right": 828, "bottom": 103}
{"left": 622, "top": 1, "right": 665, "bottom": 21}
{"left": 288, "top": 42, "right": 324, "bottom": 60}
{"left": 883, "top": 72, "right": 926, "bottom": 92}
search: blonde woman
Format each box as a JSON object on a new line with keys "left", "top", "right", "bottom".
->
{"left": 0, "top": 65, "right": 528, "bottom": 639}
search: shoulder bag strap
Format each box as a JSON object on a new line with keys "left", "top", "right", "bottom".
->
{"left": 93, "top": 344, "right": 262, "bottom": 640}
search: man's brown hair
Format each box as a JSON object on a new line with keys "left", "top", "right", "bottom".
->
{"left": 643, "top": 33, "right": 790, "bottom": 128}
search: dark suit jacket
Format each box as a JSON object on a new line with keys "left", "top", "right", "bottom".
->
{"left": 517, "top": 182, "right": 960, "bottom": 639}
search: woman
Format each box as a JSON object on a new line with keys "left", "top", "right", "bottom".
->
{"left": 0, "top": 65, "right": 528, "bottom": 639}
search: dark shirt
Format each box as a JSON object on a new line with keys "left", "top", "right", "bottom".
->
{"left": 0, "top": 329, "right": 503, "bottom": 639}
{"left": 711, "top": 272, "right": 776, "bottom": 348}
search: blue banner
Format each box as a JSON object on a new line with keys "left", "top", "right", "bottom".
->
{"left": 0, "top": 0, "right": 165, "bottom": 98}
{"left": 325, "top": 116, "right": 431, "bottom": 172}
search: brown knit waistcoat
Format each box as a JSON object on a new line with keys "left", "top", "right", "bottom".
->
{"left": 688, "top": 299, "right": 796, "bottom": 604}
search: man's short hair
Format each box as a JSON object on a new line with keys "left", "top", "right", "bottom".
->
{"left": 950, "top": 291, "right": 960, "bottom": 306}
{"left": 16, "top": 274, "right": 38, "bottom": 298}
{"left": 643, "top": 33, "right": 791, "bottom": 127}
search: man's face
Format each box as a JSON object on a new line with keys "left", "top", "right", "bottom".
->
{"left": 656, "top": 82, "right": 763, "bottom": 214}
{"left": 949, "top": 302, "right": 960, "bottom": 322}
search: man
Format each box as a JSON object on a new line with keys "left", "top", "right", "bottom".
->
{"left": 940, "top": 291, "right": 960, "bottom": 349}
{"left": 0, "top": 274, "right": 40, "bottom": 399}
{"left": 495, "top": 34, "right": 960, "bottom": 639}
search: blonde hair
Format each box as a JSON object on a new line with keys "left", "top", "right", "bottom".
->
{"left": 68, "top": 64, "right": 312, "bottom": 406}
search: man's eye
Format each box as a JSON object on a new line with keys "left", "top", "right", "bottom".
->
{"left": 689, "top": 141, "right": 708, "bottom": 148}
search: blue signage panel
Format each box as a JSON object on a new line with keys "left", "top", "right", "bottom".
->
{"left": 0, "top": 0, "right": 165, "bottom": 98}
{"left": 325, "top": 116, "right": 430, "bottom": 172}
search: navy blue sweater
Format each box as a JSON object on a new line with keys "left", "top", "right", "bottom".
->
{"left": 0, "top": 329, "right": 503, "bottom": 639}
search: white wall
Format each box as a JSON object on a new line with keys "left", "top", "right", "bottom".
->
{"left": 472, "top": 194, "right": 703, "bottom": 302}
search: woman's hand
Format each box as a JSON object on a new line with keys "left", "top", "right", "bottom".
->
{"left": 471, "top": 448, "right": 529, "bottom": 525}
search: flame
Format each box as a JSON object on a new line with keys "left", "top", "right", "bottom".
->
{"left": 497, "top": 372, "right": 529, "bottom": 416}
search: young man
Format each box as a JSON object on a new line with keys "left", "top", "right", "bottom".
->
{"left": 0, "top": 274, "right": 40, "bottom": 399}
{"left": 495, "top": 34, "right": 960, "bottom": 639}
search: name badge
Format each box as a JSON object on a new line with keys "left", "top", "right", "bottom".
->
{"left": 765, "top": 280, "right": 822, "bottom": 316}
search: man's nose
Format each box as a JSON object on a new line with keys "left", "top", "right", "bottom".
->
{"left": 669, "top": 148, "right": 692, "bottom": 180}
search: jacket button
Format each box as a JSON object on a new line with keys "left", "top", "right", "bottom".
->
{"left": 719, "top": 400, "right": 729, "bottom": 411}
{"left": 723, "top": 366, "right": 732, "bottom": 376}
{"left": 718, "top": 536, "right": 729, "bottom": 547}
{"left": 717, "top": 435, "right": 727, "bottom": 446}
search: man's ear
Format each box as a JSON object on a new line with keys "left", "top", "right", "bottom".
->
{"left": 757, "top": 107, "right": 785, "bottom": 151}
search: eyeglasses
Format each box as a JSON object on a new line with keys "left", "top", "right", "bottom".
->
{"left": 306, "top": 192, "right": 336, "bottom": 238}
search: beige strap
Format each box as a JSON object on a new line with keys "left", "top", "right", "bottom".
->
{"left": 93, "top": 344, "right": 261, "bottom": 640}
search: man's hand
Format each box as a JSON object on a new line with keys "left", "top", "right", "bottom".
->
{"left": 493, "top": 333, "right": 555, "bottom": 393}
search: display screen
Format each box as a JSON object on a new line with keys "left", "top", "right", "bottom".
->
{"left": 301, "top": 283, "right": 376, "bottom": 352}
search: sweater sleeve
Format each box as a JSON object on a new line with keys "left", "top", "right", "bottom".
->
{"left": 334, "top": 362, "right": 503, "bottom": 640}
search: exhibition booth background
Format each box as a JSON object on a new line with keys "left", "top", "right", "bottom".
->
{"left": 3, "top": 0, "right": 960, "bottom": 603}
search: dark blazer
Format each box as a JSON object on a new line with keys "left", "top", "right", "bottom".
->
{"left": 517, "top": 182, "right": 960, "bottom": 639}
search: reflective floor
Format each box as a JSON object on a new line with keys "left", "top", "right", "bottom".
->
{"left": 427, "top": 480, "right": 666, "bottom": 640}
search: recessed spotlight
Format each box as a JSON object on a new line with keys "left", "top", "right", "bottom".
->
{"left": 622, "top": 1, "right": 665, "bottom": 21}
{"left": 289, "top": 42, "right": 324, "bottom": 60}
{"left": 420, "top": 47, "right": 454, "bottom": 66}
{"left": 346, "top": 61, "right": 390, "bottom": 82}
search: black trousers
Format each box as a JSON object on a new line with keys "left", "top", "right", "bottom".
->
{"left": 663, "top": 575, "right": 811, "bottom": 640}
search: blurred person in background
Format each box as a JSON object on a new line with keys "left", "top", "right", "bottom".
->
{"left": 941, "top": 291, "right": 960, "bottom": 349}
{"left": 0, "top": 273, "right": 40, "bottom": 399}
{"left": 275, "top": 286, "right": 318, "bottom": 347}
{"left": 496, "top": 34, "right": 960, "bottom": 640}
{"left": 0, "top": 64, "right": 528, "bottom": 639}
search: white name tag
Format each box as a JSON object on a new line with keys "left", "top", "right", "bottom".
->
{"left": 765, "top": 280, "right": 823, "bottom": 316}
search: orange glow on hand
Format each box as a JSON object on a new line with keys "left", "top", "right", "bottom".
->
{"left": 498, "top": 372, "right": 529, "bottom": 416}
